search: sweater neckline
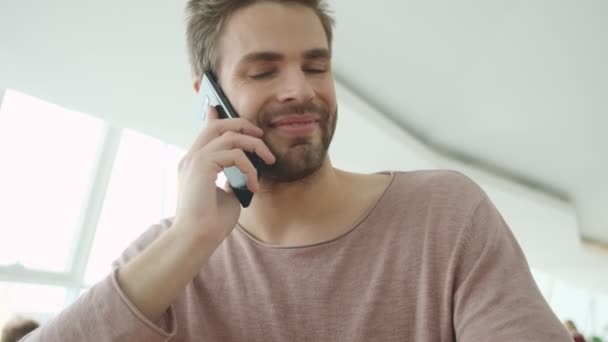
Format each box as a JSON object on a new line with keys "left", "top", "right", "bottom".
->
{"left": 234, "top": 171, "right": 396, "bottom": 250}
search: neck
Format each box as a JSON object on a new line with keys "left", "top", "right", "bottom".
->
{"left": 238, "top": 158, "right": 346, "bottom": 244}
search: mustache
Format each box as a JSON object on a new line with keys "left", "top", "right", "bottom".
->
{"left": 259, "top": 101, "right": 329, "bottom": 125}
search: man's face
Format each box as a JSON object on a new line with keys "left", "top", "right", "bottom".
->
{"left": 214, "top": 2, "right": 337, "bottom": 184}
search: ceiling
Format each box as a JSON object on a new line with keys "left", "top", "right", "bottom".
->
{"left": 329, "top": 0, "right": 608, "bottom": 245}
{"left": 0, "top": 1, "right": 606, "bottom": 288}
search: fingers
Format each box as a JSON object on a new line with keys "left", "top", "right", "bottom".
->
{"left": 188, "top": 131, "right": 275, "bottom": 192}
{"left": 181, "top": 105, "right": 275, "bottom": 193}
{"left": 209, "top": 149, "right": 260, "bottom": 192}
{"left": 221, "top": 179, "right": 234, "bottom": 194}
{"left": 206, "top": 104, "right": 219, "bottom": 120}
{"left": 190, "top": 106, "right": 263, "bottom": 152}
{"left": 204, "top": 131, "right": 275, "bottom": 165}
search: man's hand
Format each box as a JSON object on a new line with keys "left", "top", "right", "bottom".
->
{"left": 116, "top": 105, "right": 274, "bottom": 321}
{"left": 173, "top": 105, "right": 275, "bottom": 242}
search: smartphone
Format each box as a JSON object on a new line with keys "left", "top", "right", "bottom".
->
{"left": 195, "top": 71, "right": 265, "bottom": 207}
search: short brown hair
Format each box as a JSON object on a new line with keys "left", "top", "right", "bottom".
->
{"left": 185, "top": 0, "right": 335, "bottom": 79}
{"left": 1, "top": 317, "right": 39, "bottom": 342}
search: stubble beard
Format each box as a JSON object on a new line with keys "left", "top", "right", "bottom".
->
{"left": 257, "top": 104, "right": 338, "bottom": 186}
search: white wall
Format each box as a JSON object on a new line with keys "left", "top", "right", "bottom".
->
{"left": 331, "top": 81, "right": 608, "bottom": 294}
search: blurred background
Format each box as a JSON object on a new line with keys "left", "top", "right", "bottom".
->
{"left": 0, "top": 0, "right": 607, "bottom": 340}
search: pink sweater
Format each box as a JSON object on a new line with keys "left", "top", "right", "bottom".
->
{"left": 23, "top": 170, "right": 571, "bottom": 341}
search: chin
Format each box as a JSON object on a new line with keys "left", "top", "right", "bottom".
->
{"left": 260, "top": 109, "right": 337, "bottom": 184}
{"left": 260, "top": 142, "right": 327, "bottom": 184}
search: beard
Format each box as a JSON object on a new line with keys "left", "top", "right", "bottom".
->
{"left": 256, "top": 101, "right": 337, "bottom": 185}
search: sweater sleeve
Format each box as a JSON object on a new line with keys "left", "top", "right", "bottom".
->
{"left": 452, "top": 194, "right": 572, "bottom": 341}
{"left": 21, "top": 218, "right": 177, "bottom": 342}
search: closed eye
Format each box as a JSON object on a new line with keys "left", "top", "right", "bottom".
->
{"left": 249, "top": 71, "right": 276, "bottom": 80}
{"left": 303, "top": 68, "right": 327, "bottom": 74}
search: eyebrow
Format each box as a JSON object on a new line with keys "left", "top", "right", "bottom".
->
{"left": 303, "top": 48, "right": 331, "bottom": 59}
{"left": 238, "top": 48, "right": 331, "bottom": 65}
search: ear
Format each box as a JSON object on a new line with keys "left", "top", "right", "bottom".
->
{"left": 193, "top": 78, "right": 201, "bottom": 93}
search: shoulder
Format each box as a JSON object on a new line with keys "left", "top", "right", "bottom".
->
{"left": 390, "top": 171, "right": 514, "bottom": 259}
{"left": 395, "top": 169, "right": 482, "bottom": 193}
{"left": 369, "top": 170, "right": 495, "bottom": 252}
{"left": 385, "top": 169, "right": 487, "bottom": 214}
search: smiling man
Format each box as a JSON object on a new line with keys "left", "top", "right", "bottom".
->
{"left": 215, "top": 8, "right": 336, "bottom": 184}
{"left": 23, "top": 1, "right": 572, "bottom": 341}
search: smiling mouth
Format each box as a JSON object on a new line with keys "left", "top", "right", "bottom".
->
{"left": 271, "top": 120, "right": 318, "bottom": 127}
{"left": 269, "top": 113, "right": 320, "bottom": 126}
{"left": 269, "top": 118, "right": 319, "bottom": 138}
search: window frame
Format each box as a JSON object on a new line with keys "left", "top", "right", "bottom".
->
{"left": 0, "top": 120, "right": 123, "bottom": 307}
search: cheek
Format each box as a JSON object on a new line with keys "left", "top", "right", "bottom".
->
{"left": 221, "top": 74, "right": 272, "bottom": 123}
{"left": 232, "top": 89, "right": 268, "bottom": 123}
{"left": 316, "top": 80, "right": 337, "bottom": 111}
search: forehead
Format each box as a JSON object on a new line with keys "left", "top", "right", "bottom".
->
{"left": 217, "top": 2, "right": 328, "bottom": 68}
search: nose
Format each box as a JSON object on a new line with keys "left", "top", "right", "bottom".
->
{"left": 276, "top": 68, "right": 315, "bottom": 104}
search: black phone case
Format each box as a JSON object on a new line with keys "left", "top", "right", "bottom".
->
{"left": 203, "top": 71, "right": 265, "bottom": 207}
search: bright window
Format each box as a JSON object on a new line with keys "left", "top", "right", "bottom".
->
{"left": 0, "top": 90, "right": 105, "bottom": 272}
{"left": 84, "top": 129, "right": 185, "bottom": 285}
{"left": 550, "top": 279, "right": 594, "bottom": 333}
{"left": 0, "top": 281, "right": 66, "bottom": 327}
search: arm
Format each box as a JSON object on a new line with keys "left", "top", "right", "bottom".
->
{"left": 452, "top": 194, "right": 572, "bottom": 341}
{"left": 21, "top": 218, "right": 225, "bottom": 342}
{"left": 21, "top": 107, "right": 275, "bottom": 341}
{"left": 115, "top": 218, "right": 223, "bottom": 322}
{"left": 20, "top": 220, "right": 184, "bottom": 341}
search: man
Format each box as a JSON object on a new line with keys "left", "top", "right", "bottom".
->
{"left": 24, "top": 0, "right": 571, "bottom": 340}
